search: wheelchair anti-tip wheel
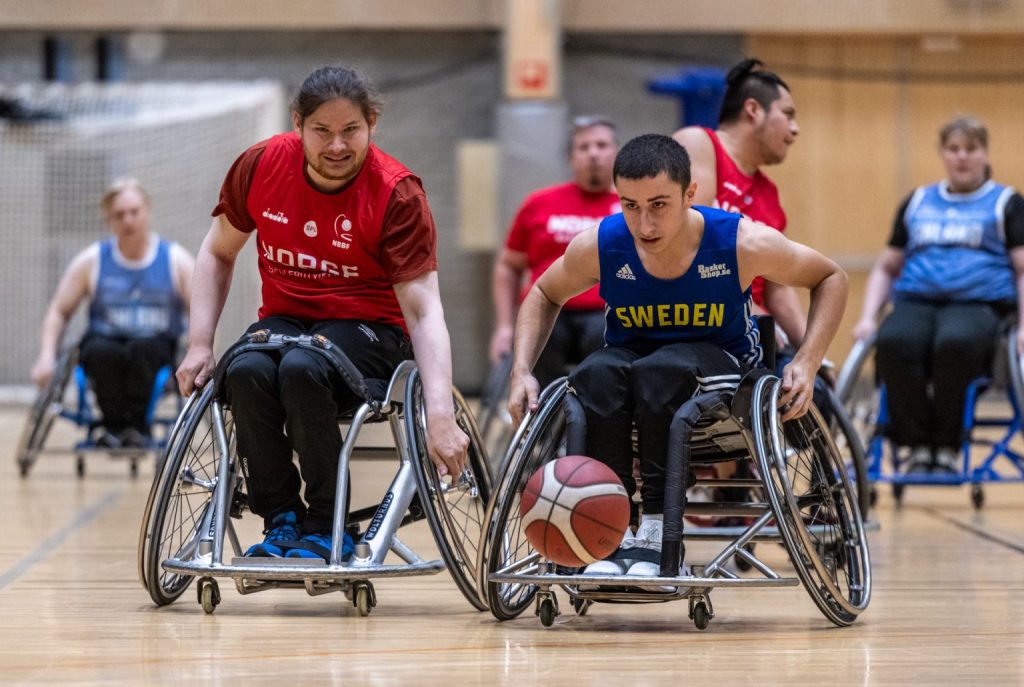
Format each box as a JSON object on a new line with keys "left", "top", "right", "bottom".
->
{"left": 752, "top": 376, "right": 872, "bottom": 627}
{"left": 405, "top": 368, "right": 493, "bottom": 612}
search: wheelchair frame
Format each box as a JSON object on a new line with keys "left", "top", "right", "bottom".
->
{"left": 480, "top": 371, "right": 872, "bottom": 630}
{"left": 137, "top": 332, "right": 493, "bottom": 616}
{"left": 15, "top": 342, "right": 179, "bottom": 478}
{"left": 837, "top": 325, "right": 1024, "bottom": 508}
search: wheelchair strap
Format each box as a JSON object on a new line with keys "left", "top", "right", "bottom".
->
{"left": 610, "top": 545, "right": 662, "bottom": 565}
{"left": 661, "top": 390, "right": 732, "bottom": 577}
{"left": 212, "top": 330, "right": 379, "bottom": 411}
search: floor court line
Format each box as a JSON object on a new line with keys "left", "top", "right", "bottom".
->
{"left": 918, "top": 504, "right": 1024, "bottom": 555}
{"left": 0, "top": 485, "right": 125, "bottom": 590}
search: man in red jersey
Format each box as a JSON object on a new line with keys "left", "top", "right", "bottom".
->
{"left": 176, "top": 66, "right": 468, "bottom": 561}
{"left": 489, "top": 116, "right": 620, "bottom": 388}
{"left": 672, "top": 59, "right": 807, "bottom": 348}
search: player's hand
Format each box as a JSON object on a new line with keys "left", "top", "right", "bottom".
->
{"left": 426, "top": 414, "right": 469, "bottom": 478}
{"left": 30, "top": 354, "right": 55, "bottom": 389}
{"left": 488, "top": 325, "right": 514, "bottom": 364}
{"left": 508, "top": 369, "right": 540, "bottom": 427}
{"left": 778, "top": 357, "right": 817, "bottom": 422}
{"left": 176, "top": 346, "right": 216, "bottom": 396}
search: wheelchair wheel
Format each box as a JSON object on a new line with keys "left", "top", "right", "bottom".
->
{"left": 138, "top": 383, "right": 237, "bottom": 606}
{"left": 480, "top": 381, "right": 569, "bottom": 620}
{"left": 15, "top": 346, "right": 77, "bottom": 477}
{"left": 752, "top": 376, "right": 871, "bottom": 627}
{"left": 822, "top": 387, "right": 872, "bottom": 519}
{"left": 478, "top": 353, "right": 513, "bottom": 472}
{"left": 836, "top": 336, "right": 880, "bottom": 459}
{"left": 406, "top": 368, "right": 492, "bottom": 611}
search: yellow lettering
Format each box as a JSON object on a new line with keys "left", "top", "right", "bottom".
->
{"left": 629, "top": 305, "right": 654, "bottom": 327}
{"left": 674, "top": 303, "right": 689, "bottom": 325}
{"left": 658, "top": 304, "right": 671, "bottom": 326}
{"left": 693, "top": 303, "right": 706, "bottom": 326}
{"left": 615, "top": 307, "right": 632, "bottom": 328}
{"left": 709, "top": 303, "right": 724, "bottom": 327}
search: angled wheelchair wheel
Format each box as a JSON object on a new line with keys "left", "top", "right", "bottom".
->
{"left": 480, "top": 381, "right": 569, "bottom": 620}
{"left": 836, "top": 335, "right": 880, "bottom": 459}
{"left": 138, "top": 383, "right": 238, "bottom": 606}
{"left": 822, "top": 387, "right": 871, "bottom": 519}
{"left": 406, "top": 368, "right": 492, "bottom": 611}
{"left": 15, "top": 346, "right": 77, "bottom": 477}
{"left": 478, "top": 354, "right": 514, "bottom": 472}
{"left": 752, "top": 376, "right": 871, "bottom": 627}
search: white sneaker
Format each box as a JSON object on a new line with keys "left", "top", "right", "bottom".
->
{"left": 902, "top": 446, "right": 932, "bottom": 475}
{"left": 933, "top": 448, "right": 960, "bottom": 474}
{"left": 624, "top": 518, "right": 664, "bottom": 577}
{"left": 582, "top": 528, "right": 636, "bottom": 576}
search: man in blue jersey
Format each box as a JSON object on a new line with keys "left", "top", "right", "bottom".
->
{"left": 508, "top": 134, "right": 847, "bottom": 576}
{"left": 31, "top": 178, "right": 194, "bottom": 448}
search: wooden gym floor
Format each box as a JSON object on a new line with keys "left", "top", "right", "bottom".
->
{"left": 1, "top": 405, "right": 1022, "bottom": 686}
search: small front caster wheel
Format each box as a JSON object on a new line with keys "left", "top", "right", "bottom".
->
{"left": 692, "top": 601, "right": 711, "bottom": 630}
{"left": 539, "top": 598, "right": 557, "bottom": 627}
{"left": 198, "top": 577, "right": 220, "bottom": 615}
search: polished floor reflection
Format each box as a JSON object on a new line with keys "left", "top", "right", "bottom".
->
{"left": 1, "top": 408, "right": 1022, "bottom": 686}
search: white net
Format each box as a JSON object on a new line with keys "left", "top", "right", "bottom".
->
{"left": 0, "top": 81, "right": 285, "bottom": 385}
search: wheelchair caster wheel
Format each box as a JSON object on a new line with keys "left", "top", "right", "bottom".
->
{"left": 198, "top": 577, "right": 220, "bottom": 614}
{"left": 538, "top": 598, "right": 557, "bottom": 627}
{"left": 76, "top": 456, "right": 85, "bottom": 478}
{"left": 692, "top": 601, "right": 711, "bottom": 630}
{"left": 869, "top": 486, "right": 878, "bottom": 508}
{"left": 971, "top": 485, "right": 984, "bottom": 510}
{"left": 892, "top": 483, "right": 904, "bottom": 505}
{"left": 734, "top": 543, "right": 756, "bottom": 572}
{"left": 17, "top": 460, "right": 30, "bottom": 478}
{"left": 353, "top": 581, "right": 376, "bottom": 617}
{"left": 130, "top": 459, "right": 138, "bottom": 478}
{"left": 571, "top": 596, "right": 592, "bottom": 616}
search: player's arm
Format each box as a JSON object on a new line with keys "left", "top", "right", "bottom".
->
{"left": 31, "top": 247, "right": 95, "bottom": 388}
{"left": 852, "top": 247, "right": 903, "bottom": 342}
{"left": 394, "top": 270, "right": 470, "bottom": 478}
{"left": 738, "top": 219, "right": 848, "bottom": 420}
{"left": 509, "top": 227, "right": 600, "bottom": 425}
{"left": 672, "top": 126, "right": 717, "bottom": 206}
{"left": 490, "top": 247, "right": 528, "bottom": 363}
{"left": 176, "top": 215, "right": 250, "bottom": 395}
{"left": 170, "top": 243, "right": 196, "bottom": 317}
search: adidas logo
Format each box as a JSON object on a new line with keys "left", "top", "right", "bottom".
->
{"left": 616, "top": 263, "right": 636, "bottom": 280}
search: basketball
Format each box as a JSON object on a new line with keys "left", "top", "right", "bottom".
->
{"left": 519, "top": 455, "right": 631, "bottom": 567}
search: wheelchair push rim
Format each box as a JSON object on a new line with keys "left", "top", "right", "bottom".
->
{"left": 405, "top": 368, "right": 492, "bottom": 612}
{"left": 752, "top": 376, "right": 872, "bottom": 626}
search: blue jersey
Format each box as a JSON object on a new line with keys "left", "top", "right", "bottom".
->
{"left": 894, "top": 180, "right": 1017, "bottom": 303}
{"left": 599, "top": 207, "right": 762, "bottom": 367}
{"left": 88, "top": 238, "right": 184, "bottom": 338}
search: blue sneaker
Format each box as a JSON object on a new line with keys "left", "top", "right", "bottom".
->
{"left": 285, "top": 531, "right": 355, "bottom": 562}
{"left": 245, "top": 511, "right": 300, "bottom": 557}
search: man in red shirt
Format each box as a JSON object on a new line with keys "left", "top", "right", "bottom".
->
{"left": 490, "top": 116, "right": 620, "bottom": 388}
{"left": 672, "top": 59, "right": 807, "bottom": 347}
{"left": 176, "top": 66, "right": 468, "bottom": 561}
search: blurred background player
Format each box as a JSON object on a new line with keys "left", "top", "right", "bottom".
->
{"left": 489, "top": 116, "right": 620, "bottom": 389}
{"left": 852, "top": 115, "right": 1024, "bottom": 474}
{"left": 30, "top": 178, "right": 193, "bottom": 448}
{"left": 175, "top": 65, "right": 468, "bottom": 562}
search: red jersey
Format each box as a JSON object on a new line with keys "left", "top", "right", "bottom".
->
{"left": 213, "top": 133, "right": 438, "bottom": 328}
{"left": 506, "top": 182, "right": 620, "bottom": 310}
{"left": 704, "top": 128, "right": 786, "bottom": 306}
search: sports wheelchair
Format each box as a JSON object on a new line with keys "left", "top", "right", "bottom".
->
{"left": 478, "top": 353, "right": 515, "bottom": 472}
{"left": 16, "top": 342, "right": 178, "bottom": 478}
{"left": 479, "top": 329, "right": 871, "bottom": 630}
{"left": 137, "top": 331, "right": 492, "bottom": 616}
{"left": 837, "top": 324, "right": 1024, "bottom": 509}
